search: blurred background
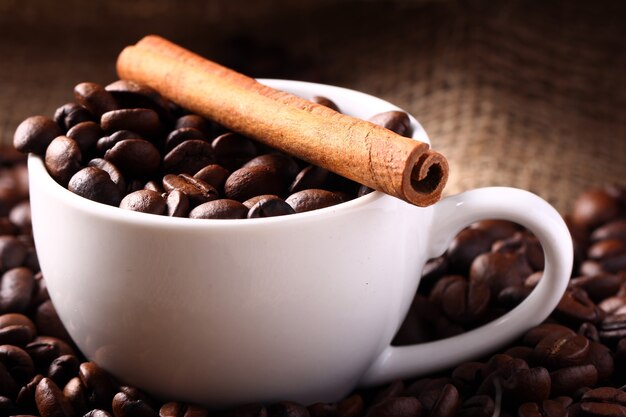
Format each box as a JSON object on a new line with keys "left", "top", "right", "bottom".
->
{"left": 1, "top": 0, "right": 625, "bottom": 211}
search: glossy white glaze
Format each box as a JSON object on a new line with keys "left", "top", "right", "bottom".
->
{"left": 28, "top": 80, "right": 573, "bottom": 407}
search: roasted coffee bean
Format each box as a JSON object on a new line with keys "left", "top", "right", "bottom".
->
{"left": 532, "top": 332, "right": 590, "bottom": 369}
{"left": 74, "top": 82, "right": 119, "bottom": 118}
{"left": 584, "top": 341, "right": 614, "bottom": 381}
{"left": 457, "top": 395, "right": 494, "bottom": 417}
{"left": 429, "top": 275, "right": 490, "bottom": 323}
{"left": 101, "top": 108, "right": 161, "bottom": 138}
{"left": 428, "top": 384, "right": 460, "bottom": 417}
{"left": 212, "top": 133, "right": 257, "bottom": 170}
{"left": 190, "top": 199, "right": 248, "bottom": 219}
{"left": 36, "top": 377, "right": 75, "bottom": 417}
{"left": 553, "top": 288, "right": 604, "bottom": 326}
{"left": 517, "top": 399, "right": 568, "bottom": 417}
{"left": 504, "top": 346, "right": 533, "bottom": 361}
{"left": 225, "top": 166, "right": 286, "bottom": 202}
{"left": 365, "top": 397, "right": 423, "bottom": 417}
{"left": 0, "top": 267, "right": 34, "bottom": 313}
{"left": 500, "top": 367, "right": 551, "bottom": 405}
{"left": 66, "top": 121, "right": 103, "bottom": 156}
{"left": 63, "top": 376, "right": 88, "bottom": 415}
{"left": 54, "top": 103, "right": 93, "bottom": 131}
{"left": 87, "top": 159, "right": 126, "bottom": 196}
{"left": 244, "top": 154, "right": 300, "bottom": 181}
{"left": 68, "top": 167, "right": 122, "bottom": 206}
{"left": 119, "top": 190, "right": 167, "bottom": 215}
{"left": 194, "top": 164, "right": 230, "bottom": 192}
{"left": 13, "top": 116, "right": 63, "bottom": 155}
{"left": 48, "top": 355, "right": 80, "bottom": 388}
{"left": 165, "top": 128, "right": 206, "bottom": 152}
{"left": 451, "top": 362, "right": 484, "bottom": 393}
{"left": 159, "top": 401, "right": 209, "bottom": 417}
{"left": 492, "top": 231, "right": 545, "bottom": 271}
{"left": 165, "top": 190, "right": 190, "bottom": 217}
{"left": 289, "top": 165, "right": 329, "bottom": 194}
{"left": 44, "top": 136, "right": 83, "bottom": 186}
{"left": 579, "top": 387, "right": 626, "bottom": 416}
{"left": 0, "top": 344, "right": 34, "bottom": 383}
{"left": 286, "top": 189, "right": 344, "bottom": 213}
{"left": 469, "top": 251, "right": 533, "bottom": 296}
{"left": 599, "top": 313, "right": 626, "bottom": 341}
{"left": 10, "top": 201, "right": 32, "bottom": 233}
{"left": 592, "top": 219, "right": 626, "bottom": 243}
{"left": 79, "top": 362, "right": 116, "bottom": 410}
{"left": 550, "top": 364, "right": 598, "bottom": 396}
{"left": 572, "top": 188, "right": 621, "bottom": 230}
{"left": 96, "top": 130, "right": 142, "bottom": 154}
{"left": 588, "top": 239, "right": 626, "bottom": 273}
{"left": 162, "top": 174, "right": 218, "bottom": 206}
{"left": 368, "top": 111, "right": 411, "bottom": 137}
{"left": 35, "top": 300, "right": 72, "bottom": 343}
{"left": 310, "top": 96, "right": 340, "bottom": 112}
{"left": 337, "top": 395, "right": 364, "bottom": 417}
{"left": 104, "top": 139, "right": 160, "bottom": 177}
{"left": 143, "top": 181, "right": 163, "bottom": 193}
{"left": 307, "top": 401, "right": 336, "bottom": 417}
{"left": 248, "top": 196, "right": 295, "bottom": 218}
{"left": 105, "top": 80, "right": 171, "bottom": 120}
{"left": 16, "top": 373, "right": 44, "bottom": 411}
{"left": 579, "top": 322, "right": 601, "bottom": 342}
{"left": 0, "top": 313, "right": 36, "bottom": 346}
{"left": 112, "top": 390, "right": 159, "bottom": 417}
{"left": 570, "top": 274, "right": 624, "bottom": 303}
{"left": 175, "top": 115, "right": 214, "bottom": 137}
{"left": 0, "top": 235, "right": 27, "bottom": 271}
{"left": 266, "top": 401, "right": 309, "bottom": 417}
{"left": 163, "top": 140, "right": 216, "bottom": 174}
{"left": 598, "top": 296, "right": 626, "bottom": 315}
{"left": 497, "top": 285, "right": 533, "bottom": 308}
{"left": 446, "top": 228, "right": 495, "bottom": 274}
{"left": 26, "top": 336, "right": 75, "bottom": 369}
{"left": 84, "top": 410, "right": 114, "bottom": 417}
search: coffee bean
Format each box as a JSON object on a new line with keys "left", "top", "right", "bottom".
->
{"left": 9, "top": 201, "right": 31, "bottom": 233}
{"left": 429, "top": 275, "right": 490, "bottom": 323}
{"left": 469, "top": 252, "right": 533, "bottom": 296}
{"left": 492, "top": 232, "right": 545, "bottom": 271}
{"left": 584, "top": 341, "right": 614, "bottom": 381}
{"left": 162, "top": 174, "right": 218, "bottom": 206}
{"left": 63, "top": 376, "right": 88, "bottom": 415}
{"left": 446, "top": 228, "right": 495, "bottom": 274}
{"left": 35, "top": 300, "right": 72, "bottom": 343}
{"left": 13, "top": 116, "right": 63, "bottom": 155}
{"left": 84, "top": 410, "right": 114, "bottom": 417}
{"left": 163, "top": 140, "right": 216, "bottom": 175}
{"left": 517, "top": 399, "right": 568, "bottom": 417}
{"left": 428, "top": 384, "right": 460, "bottom": 417}
{"left": 104, "top": 139, "right": 161, "bottom": 177}
{"left": 68, "top": 167, "right": 122, "bottom": 206}
{"left": 457, "top": 395, "right": 494, "bottom": 417}
{"left": 365, "top": 397, "right": 423, "bottom": 417}
{"left": 570, "top": 274, "right": 624, "bottom": 303}
{"left": 553, "top": 289, "right": 604, "bottom": 326}
{"left": 0, "top": 267, "right": 34, "bottom": 313}
{"left": 592, "top": 219, "right": 626, "bottom": 243}
{"left": 48, "top": 355, "right": 80, "bottom": 388}
{"left": 96, "top": 130, "right": 142, "bottom": 154}
{"left": 368, "top": 111, "right": 411, "bottom": 137}
{"left": 0, "top": 313, "right": 36, "bottom": 346}
{"left": 16, "top": 373, "right": 44, "bottom": 411}
{"left": 244, "top": 154, "right": 300, "bottom": 181}
{"left": 212, "top": 133, "right": 257, "bottom": 170}
{"left": 54, "top": 103, "right": 93, "bottom": 131}
{"left": 500, "top": 367, "right": 551, "bottom": 405}
{"left": 337, "top": 395, "right": 364, "bottom": 417}
{"left": 310, "top": 96, "right": 340, "bottom": 112}
{"left": 598, "top": 296, "right": 626, "bottom": 315}
{"left": 79, "top": 362, "right": 116, "bottom": 410}
{"left": 66, "top": 122, "right": 103, "bottom": 156}
{"left": 165, "top": 190, "right": 190, "bottom": 217}
{"left": 286, "top": 189, "right": 344, "bottom": 213}
{"left": 532, "top": 332, "right": 590, "bottom": 369}
{"left": 119, "top": 190, "right": 167, "bottom": 215}
{"left": 248, "top": 196, "right": 295, "bottom": 218}
{"left": 35, "top": 377, "right": 75, "bottom": 417}
{"left": 112, "top": 390, "right": 159, "bottom": 417}
{"left": 101, "top": 108, "right": 161, "bottom": 138}
{"left": 225, "top": 166, "right": 286, "bottom": 202}
{"left": 45, "top": 136, "right": 83, "bottom": 186}
{"left": 550, "top": 364, "right": 598, "bottom": 397}
{"left": 165, "top": 128, "right": 206, "bottom": 152}
{"left": 190, "top": 199, "right": 248, "bottom": 219}
{"left": 26, "top": 336, "right": 75, "bottom": 369}
{"left": 289, "top": 165, "right": 329, "bottom": 194}
{"left": 105, "top": 80, "right": 171, "bottom": 120}
{"left": 175, "top": 115, "right": 214, "bottom": 137}
{"left": 159, "top": 402, "right": 209, "bottom": 417}
{"left": 599, "top": 313, "right": 626, "bottom": 341}
{"left": 579, "top": 387, "right": 626, "bottom": 416}
{"left": 0, "top": 344, "right": 34, "bottom": 384}
{"left": 0, "top": 235, "right": 27, "bottom": 271}
{"left": 194, "top": 164, "right": 230, "bottom": 192}
{"left": 572, "top": 188, "right": 620, "bottom": 230}
{"left": 87, "top": 159, "right": 126, "bottom": 196}
{"left": 74, "top": 82, "right": 119, "bottom": 118}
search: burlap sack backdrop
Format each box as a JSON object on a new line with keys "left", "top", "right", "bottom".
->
{"left": 1, "top": 0, "right": 625, "bottom": 212}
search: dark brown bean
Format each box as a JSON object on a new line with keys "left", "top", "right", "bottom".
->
{"left": 368, "top": 111, "right": 411, "bottom": 137}
{"left": 104, "top": 139, "right": 160, "bottom": 178}
{"left": 162, "top": 174, "right": 218, "bottom": 206}
{"left": 289, "top": 165, "right": 329, "bottom": 194}
{"left": 165, "top": 128, "right": 206, "bottom": 152}
{"left": 9, "top": 201, "right": 31, "bottom": 233}
{"left": 194, "top": 164, "right": 230, "bottom": 192}
{"left": 45, "top": 136, "right": 83, "bottom": 186}
{"left": 101, "top": 108, "right": 161, "bottom": 138}
{"left": 26, "top": 336, "right": 75, "bottom": 369}
{"left": 0, "top": 235, "right": 27, "bottom": 271}
{"left": 96, "top": 130, "right": 142, "bottom": 154}
{"left": 365, "top": 396, "right": 423, "bottom": 417}
{"left": 457, "top": 395, "right": 494, "bottom": 417}
{"left": 119, "top": 190, "right": 167, "bottom": 215}
{"left": 0, "top": 267, "right": 34, "bottom": 313}
{"left": 211, "top": 133, "right": 257, "bottom": 170}
{"left": 105, "top": 80, "right": 171, "bottom": 120}
{"left": 163, "top": 140, "right": 216, "bottom": 175}
{"left": 225, "top": 166, "right": 286, "bottom": 202}
{"left": 74, "top": 82, "right": 119, "bottom": 118}
{"left": 286, "top": 189, "right": 345, "bottom": 213}
{"left": 550, "top": 364, "right": 598, "bottom": 396}
{"left": 599, "top": 313, "right": 626, "bottom": 341}
{"left": 79, "top": 362, "right": 115, "bottom": 410}
{"left": 0, "top": 313, "right": 36, "bottom": 346}
{"left": 175, "top": 115, "right": 214, "bottom": 137}
{"left": 13, "top": 116, "right": 63, "bottom": 155}
{"left": 248, "top": 196, "right": 295, "bottom": 218}
{"left": 244, "top": 154, "right": 301, "bottom": 181}
{"left": 532, "top": 332, "right": 590, "bottom": 369}
{"left": 570, "top": 274, "right": 624, "bottom": 303}
{"left": 446, "top": 228, "right": 495, "bottom": 274}
{"left": 48, "top": 355, "right": 80, "bottom": 388}
{"left": 553, "top": 288, "right": 604, "bottom": 326}
{"left": 63, "top": 377, "right": 88, "bottom": 416}
{"left": 165, "top": 190, "right": 190, "bottom": 217}
{"left": 35, "top": 377, "right": 75, "bottom": 417}
{"left": 469, "top": 251, "right": 533, "bottom": 296}
{"left": 66, "top": 122, "right": 103, "bottom": 156}
{"left": 572, "top": 188, "right": 621, "bottom": 230}
{"left": 87, "top": 159, "right": 126, "bottom": 196}
{"left": 84, "top": 410, "right": 114, "bottom": 417}
{"left": 112, "top": 390, "right": 159, "bottom": 417}
{"left": 0, "top": 344, "right": 34, "bottom": 383}
{"left": 592, "top": 219, "right": 626, "bottom": 243}
{"left": 16, "top": 373, "right": 44, "bottom": 411}
{"left": 500, "top": 367, "right": 551, "bottom": 405}
{"left": 54, "top": 103, "right": 93, "bottom": 131}
{"left": 68, "top": 167, "right": 122, "bottom": 206}
{"left": 190, "top": 199, "right": 248, "bottom": 219}
{"left": 428, "top": 384, "right": 460, "bottom": 417}
{"left": 310, "top": 96, "right": 340, "bottom": 112}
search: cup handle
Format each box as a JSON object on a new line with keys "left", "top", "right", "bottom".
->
{"left": 358, "top": 187, "right": 573, "bottom": 387}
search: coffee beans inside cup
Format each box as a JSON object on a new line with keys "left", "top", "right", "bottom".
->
{"left": 13, "top": 81, "right": 416, "bottom": 219}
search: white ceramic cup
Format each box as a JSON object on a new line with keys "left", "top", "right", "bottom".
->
{"left": 28, "top": 79, "right": 573, "bottom": 408}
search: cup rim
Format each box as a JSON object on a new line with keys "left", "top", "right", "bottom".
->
{"left": 29, "top": 79, "right": 430, "bottom": 229}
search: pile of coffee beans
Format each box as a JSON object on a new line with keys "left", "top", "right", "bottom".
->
{"left": 12, "top": 80, "right": 414, "bottom": 219}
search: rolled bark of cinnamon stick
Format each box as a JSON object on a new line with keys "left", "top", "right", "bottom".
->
{"left": 116, "top": 35, "right": 448, "bottom": 207}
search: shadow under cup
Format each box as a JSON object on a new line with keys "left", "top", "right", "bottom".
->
{"left": 28, "top": 80, "right": 437, "bottom": 406}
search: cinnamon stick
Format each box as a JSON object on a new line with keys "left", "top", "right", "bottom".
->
{"left": 116, "top": 35, "right": 448, "bottom": 207}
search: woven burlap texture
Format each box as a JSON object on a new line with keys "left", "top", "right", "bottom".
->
{"left": 1, "top": 0, "right": 625, "bottom": 212}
